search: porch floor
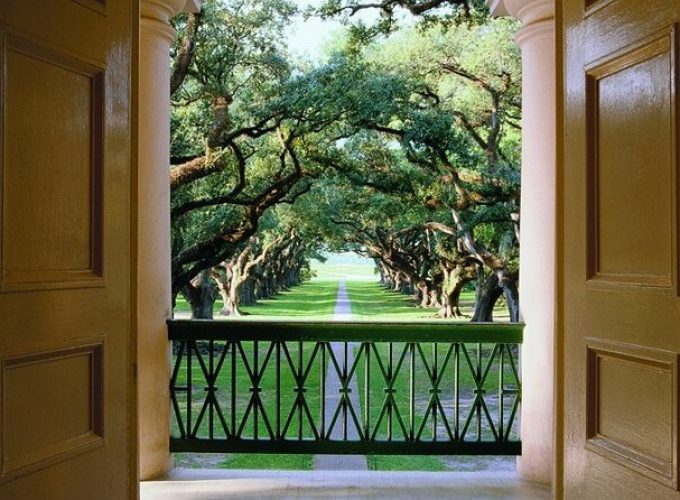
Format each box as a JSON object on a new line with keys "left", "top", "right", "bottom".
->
{"left": 140, "top": 469, "right": 551, "bottom": 499}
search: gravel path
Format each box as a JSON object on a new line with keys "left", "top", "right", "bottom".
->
{"left": 313, "top": 281, "right": 368, "bottom": 470}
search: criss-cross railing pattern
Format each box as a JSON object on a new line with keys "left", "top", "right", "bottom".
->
{"left": 169, "top": 320, "right": 522, "bottom": 455}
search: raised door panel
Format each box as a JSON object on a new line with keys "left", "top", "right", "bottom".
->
{"left": 2, "top": 343, "right": 104, "bottom": 477}
{"left": 585, "top": 339, "right": 678, "bottom": 488}
{"left": 1, "top": 33, "right": 104, "bottom": 290}
{"left": 585, "top": 32, "right": 675, "bottom": 289}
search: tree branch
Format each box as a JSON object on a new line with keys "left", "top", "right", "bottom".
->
{"left": 170, "top": 11, "right": 203, "bottom": 96}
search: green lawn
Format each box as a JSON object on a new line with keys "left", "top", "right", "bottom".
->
{"left": 174, "top": 255, "right": 510, "bottom": 322}
{"left": 173, "top": 257, "right": 516, "bottom": 471}
{"left": 174, "top": 295, "right": 204, "bottom": 315}
{"left": 348, "top": 281, "right": 475, "bottom": 322}
{"left": 174, "top": 279, "right": 339, "bottom": 320}
{"left": 239, "top": 280, "right": 339, "bottom": 320}
{"left": 173, "top": 253, "right": 373, "bottom": 317}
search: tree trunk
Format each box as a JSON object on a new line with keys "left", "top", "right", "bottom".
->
{"left": 224, "top": 279, "right": 242, "bottom": 316}
{"left": 472, "top": 273, "right": 502, "bottom": 322}
{"left": 472, "top": 271, "right": 519, "bottom": 322}
{"left": 429, "top": 288, "right": 441, "bottom": 308}
{"left": 502, "top": 278, "right": 520, "bottom": 322}
{"left": 378, "top": 266, "right": 387, "bottom": 286}
{"left": 440, "top": 266, "right": 472, "bottom": 319}
{"left": 392, "top": 272, "right": 402, "bottom": 292}
{"left": 216, "top": 280, "right": 230, "bottom": 316}
{"left": 419, "top": 283, "right": 430, "bottom": 308}
{"left": 181, "top": 270, "right": 216, "bottom": 319}
{"left": 210, "top": 267, "right": 232, "bottom": 316}
{"left": 240, "top": 280, "right": 257, "bottom": 306}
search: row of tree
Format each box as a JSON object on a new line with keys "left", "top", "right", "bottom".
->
{"left": 168, "top": 0, "right": 522, "bottom": 321}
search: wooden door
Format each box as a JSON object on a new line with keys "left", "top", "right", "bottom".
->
{"left": 562, "top": 1, "right": 680, "bottom": 498}
{"left": 0, "top": 1, "right": 136, "bottom": 499}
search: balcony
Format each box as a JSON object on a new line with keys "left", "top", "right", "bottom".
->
{"left": 140, "top": 319, "right": 548, "bottom": 498}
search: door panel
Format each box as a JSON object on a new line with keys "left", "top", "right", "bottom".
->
{"left": 585, "top": 339, "right": 677, "bottom": 488}
{"left": 3, "top": 343, "right": 104, "bottom": 477}
{"left": 1, "top": 32, "right": 104, "bottom": 291}
{"left": 0, "top": 1, "right": 135, "bottom": 498}
{"left": 563, "top": 1, "right": 680, "bottom": 498}
{"left": 586, "top": 32, "right": 674, "bottom": 287}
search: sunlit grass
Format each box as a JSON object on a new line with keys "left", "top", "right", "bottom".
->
{"left": 239, "top": 280, "right": 339, "bottom": 320}
{"left": 366, "top": 455, "right": 448, "bottom": 471}
{"left": 348, "top": 281, "right": 509, "bottom": 323}
{"left": 220, "top": 453, "right": 313, "bottom": 470}
{"left": 173, "top": 279, "right": 340, "bottom": 319}
{"left": 348, "top": 281, "right": 444, "bottom": 322}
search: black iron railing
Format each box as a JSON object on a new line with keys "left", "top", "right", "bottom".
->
{"left": 169, "top": 320, "right": 522, "bottom": 455}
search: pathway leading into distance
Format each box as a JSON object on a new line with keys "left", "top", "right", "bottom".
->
{"left": 313, "top": 280, "right": 368, "bottom": 471}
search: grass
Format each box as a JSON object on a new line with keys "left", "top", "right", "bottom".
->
{"left": 239, "top": 280, "right": 339, "bottom": 320}
{"left": 349, "top": 281, "right": 476, "bottom": 322}
{"left": 174, "top": 256, "right": 510, "bottom": 323}
{"left": 173, "top": 255, "right": 517, "bottom": 472}
{"left": 173, "top": 253, "right": 373, "bottom": 317}
{"left": 173, "top": 279, "right": 339, "bottom": 320}
{"left": 174, "top": 295, "right": 204, "bottom": 315}
{"left": 366, "top": 454, "right": 448, "bottom": 471}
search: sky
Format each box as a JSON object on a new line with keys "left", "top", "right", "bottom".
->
{"left": 286, "top": 0, "right": 378, "bottom": 60}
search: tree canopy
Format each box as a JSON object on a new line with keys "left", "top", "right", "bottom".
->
{"left": 169, "top": 0, "right": 521, "bottom": 321}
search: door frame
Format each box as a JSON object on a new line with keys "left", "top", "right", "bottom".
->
{"left": 130, "top": 0, "right": 140, "bottom": 497}
{"left": 554, "top": 0, "right": 565, "bottom": 497}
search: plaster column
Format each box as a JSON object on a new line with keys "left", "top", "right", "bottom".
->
{"left": 488, "top": 0, "right": 556, "bottom": 485}
{"left": 138, "top": 0, "right": 187, "bottom": 480}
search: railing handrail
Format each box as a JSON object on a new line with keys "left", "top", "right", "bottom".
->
{"left": 168, "top": 319, "right": 524, "bottom": 343}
